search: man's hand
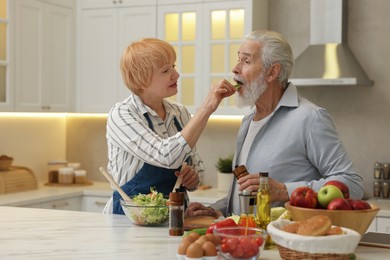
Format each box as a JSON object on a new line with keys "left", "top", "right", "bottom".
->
{"left": 184, "top": 202, "right": 223, "bottom": 218}
{"left": 237, "top": 174, "right": 289, "bottom": 202}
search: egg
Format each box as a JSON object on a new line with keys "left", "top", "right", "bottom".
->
{"left": 177, "top": 240, "right": 192, "bottom": 255}
{"left": 187, "top": 232, "right": 201, "bottom": 241}
{"left": 186, "top": 242, "right": 203, "bottom": 258}
{"left": 194, "top": 236, "right": 208, "bottom": 246}
{"left": 204, "top": 234, "right": 220, "bottom": 246}
{"left": 202, "top": 241, "right": 218, "bottom": 256}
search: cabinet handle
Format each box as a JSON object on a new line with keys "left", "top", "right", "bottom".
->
{"left": 113, "top": 0, "right": 117, "bottom": 4}
{"left": 94, "top": 201, "right": 107, "bottom": 206}
{"left": 119, "top": 0, "right": 123, "bottom": 3}
{"left": 51, "top": 202, "right": 69, "bottom": 209}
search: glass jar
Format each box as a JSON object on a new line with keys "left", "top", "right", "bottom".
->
{"left": 74, "top": 170, "right": 87, "bottom": 184}
{"left": 374, "top": 162, "right": 383, "bottom": 179}
{"left": 383, "top": 163, "right": 390, "bottom": 180}
{"left": 373, "top": 181, "right": 381, "bottom": 198}
{"left": 58, "top": 167, "right": 74, "bottom": 184}
{"left": 47, "top": 160, "right": 67, "bottom": 183}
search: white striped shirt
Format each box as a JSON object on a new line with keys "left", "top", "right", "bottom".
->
{"left": 103, "top": 94, "right": 204, "bottom": 213}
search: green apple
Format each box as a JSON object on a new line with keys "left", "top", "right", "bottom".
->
{"left": 317, "top": 185, "right": 344, "bottom": 208}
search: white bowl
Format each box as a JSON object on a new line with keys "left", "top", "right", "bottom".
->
{"left": 267, "top": 219, "right": 361, "bottom": 255}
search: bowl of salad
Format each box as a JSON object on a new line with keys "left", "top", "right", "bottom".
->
{"left": 120, "top": 189, "right": 169, "bottom": 226}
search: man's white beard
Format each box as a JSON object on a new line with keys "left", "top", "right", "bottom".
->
{"left": 236, "top": 73, "right": 268, "bottom": 108}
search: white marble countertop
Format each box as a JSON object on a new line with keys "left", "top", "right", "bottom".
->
{"left": 0, "top": 206, "right": 389, "bottom": 260}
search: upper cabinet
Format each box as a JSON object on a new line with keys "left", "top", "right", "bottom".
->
{"left": 77, "top": 0, "right": 157, "bottom": 112}
{"left": 13, "top": 0, "right": 76, "bottom": 112}
{"left": 157, "top": 0, "right": 268, "bottom": 115}
{"left": 0, "top": 0, "right": 12, "bottom": 111}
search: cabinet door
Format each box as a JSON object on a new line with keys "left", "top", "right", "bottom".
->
{"left": 82, "top": 195, "right": 110, "bottom": 212}
{"left": 377, "top": 217, "right": 390, "bottom": 234}
{"left": 0, "top": 0, "right": 12, "bottom": 111}
{"left": 79, "top": 8, "right": 118, "bottom": 112}
{"left": 157, "top": 4, "right": 203, "bottom": 113}
{"left": 26, "top": 197, "right": 82, "bottom": 211}
{"left": 14, "top": 0, "right": 74, "bottom": 112}
{"left": 78, "top": 6, "right": 156, "bottom": 112}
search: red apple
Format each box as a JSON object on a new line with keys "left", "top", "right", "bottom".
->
{"left": 348, "top": 199, "right": 371, "bottom": 210}
{"left": 324, "top": 180, "right": 350, "bottom": 199}
{"left": 327, "top": 198, "right": 353, "bottom": 210}
{"left": 290, "top": 186, "right": 318, "bottom": 208}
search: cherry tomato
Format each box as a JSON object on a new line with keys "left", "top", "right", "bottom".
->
{"left": 225, "top": 238, "right": 239, "bottom": 252}
{"left": 255, "top": 237, "right": 264, "bottom": 247}
{"left": 220, "top": 243, "right": 230, "bottom": 253}
{"left": 230, "top": 245, "right": 244, "bottom": 258}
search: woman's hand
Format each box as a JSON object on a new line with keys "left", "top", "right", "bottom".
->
{"left": 175, "top": 165, "right": 199, "bottom": 190}
{"left": 184, "top": 202, "right": 223, "bottom": 218}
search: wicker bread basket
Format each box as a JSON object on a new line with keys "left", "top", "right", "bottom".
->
{"left": 267, "top": 219, "right": 361, "bottom": 260}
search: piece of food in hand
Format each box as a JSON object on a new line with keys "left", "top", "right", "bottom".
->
{"left": 233, "top": 165, "right": 249, "bottom": 179}
{"left": 234, "top": 84, "right": 242, "bottom": 90}
{"left": 271, "top": 207, "right": 287, "bottom": 221}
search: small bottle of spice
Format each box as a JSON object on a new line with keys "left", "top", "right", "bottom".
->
{"left": 168, "top": 192, "right": 185, "bottom": 236}
{"left": 233, "top": 165, "right": 249, "bottom": 180}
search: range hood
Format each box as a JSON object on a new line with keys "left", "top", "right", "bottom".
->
{"left": 290, "top": 0, "right": 373, "bottom": 87}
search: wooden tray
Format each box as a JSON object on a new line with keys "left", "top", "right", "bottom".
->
{"left": 44, "top": 180, "right": 93, "bottom": 187}
{"left": 184, "top": 216, "right": 217, "bottom": 230}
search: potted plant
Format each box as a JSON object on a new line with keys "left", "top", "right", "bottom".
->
{"left": 216, "top": 155, "right": 234, "bottom": 192}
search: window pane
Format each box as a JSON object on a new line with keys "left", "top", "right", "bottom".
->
{"left": 211, "top": 44, "right": 225, "bottom": 73}
{"left": 182, "top": 12, "right": 196, "bottom": 41}
{"left": 182, "top": 45, "right": 195, "bottom": 73}
{"left": 0, "top": 0, "right": 6, "bottom": 19}
{"left": 181, "top": 77, "right": 194, "bottom": 106}
{"left": 0, "top": 66, "right": 5, "bottom": 102}
{"left": 165, "top": 13, "right": 179, "bottom": 41}
{"left": 0, "top": 23, "right": 6, "bottom": 60}
{"left": 211, "top": 10, "right": 226, "bottom": 40}
{"left": 229, "top": 9, "right": 245, "bottom": 39}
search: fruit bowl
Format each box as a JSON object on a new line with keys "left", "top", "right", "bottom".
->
{"left": 285, "top": 201, "right": 379, "bottom": 237}
{"left": 213, "top": 226, "right": 267, "bottom": 260}
{"left": 267, "top": 219, "right": 361, "bottom": 259}
{"left": 120, "top": 199, "right": 169, "bottom": 226}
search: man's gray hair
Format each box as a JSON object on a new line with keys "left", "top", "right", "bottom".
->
{"left": 246, "top": 30, "right": 294, "bottom": 87}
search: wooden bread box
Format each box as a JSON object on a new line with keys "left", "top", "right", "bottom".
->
{"left": 0, "top": 167, "right": 38, "bottom": 194}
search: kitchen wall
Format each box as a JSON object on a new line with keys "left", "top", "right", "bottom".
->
{"left": 1, "top": 0, "right": 389, "bottom": 198}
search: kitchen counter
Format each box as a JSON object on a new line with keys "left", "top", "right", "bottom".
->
{"left": 0, "top": 206, "right": 389, "bottom": 259}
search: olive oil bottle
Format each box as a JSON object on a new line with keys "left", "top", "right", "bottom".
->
{"left": 256, "top": 172, "right": 273, "bottom": 249}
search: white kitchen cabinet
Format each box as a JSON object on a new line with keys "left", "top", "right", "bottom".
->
{"left": 82, "top": 195, "right": 110, "bottom": 213}
{"left": 376, "top": 216, "right": 390, "bottom": 233}
{"left": 77, "top": 0, "right": 157, "bottom": 112}
{"left": 25, "top": 196, "right": 82, "bottom": 211}
{"left": 0, "top": 0, "right": 12, "bottom": 111}
{"left": 13, "top": 0, "right": 75, "bottom": 112}
{"left": 157, "top": 0, "right": 268, "bottom": 115}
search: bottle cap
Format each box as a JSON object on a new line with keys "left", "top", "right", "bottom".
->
{"left": 169, "top": 192, "right": 184, "bottom": 203}
{"left": 259, "top": 172, "right": 269, "bottom": 177}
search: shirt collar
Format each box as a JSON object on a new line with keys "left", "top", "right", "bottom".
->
{"left": 131, "top": 94, "right": 177, "bottom": 119}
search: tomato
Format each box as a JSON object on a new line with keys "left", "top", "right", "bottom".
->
{"left": 220, "top": 243, "right": 230, "bottom": 253}
{"left": 255, "top": 237, "right": 264, "bottom": 247}
{"left": 206, "top": 218, "right": 237, "bottom": 234}
{"left": 225, "top": 238, "right": 238, "bottom": 252}
{"left": 230, "top": 245, "right": 244, "bottom": 258}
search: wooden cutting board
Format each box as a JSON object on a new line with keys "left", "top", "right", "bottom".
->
{"left": 184, "top": 216, "right": 217, "bottom": 231}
